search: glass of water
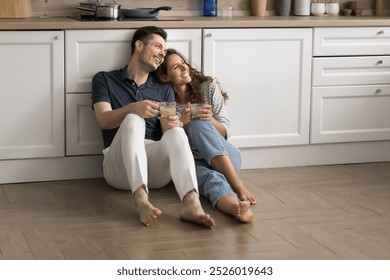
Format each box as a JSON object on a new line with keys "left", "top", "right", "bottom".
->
{"left": 40, "top": 0, "right": 50, "bottom": 19}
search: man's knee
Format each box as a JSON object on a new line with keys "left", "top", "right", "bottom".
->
{"left": 163, "top": 127, "right": 188, "bottom": 145}
{"left": 121, "top": 113, "right": 144, "bottom": 133}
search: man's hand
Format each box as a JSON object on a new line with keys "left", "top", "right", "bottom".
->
{"left": 131, "top": 100, "right": 160, "bottom": 118}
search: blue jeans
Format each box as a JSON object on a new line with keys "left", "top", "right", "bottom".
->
{"left": 187, "top": 119, "right": 242, "bottom": 207}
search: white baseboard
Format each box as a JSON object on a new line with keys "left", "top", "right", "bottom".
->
{"left": 240, "top": 141, "right": 390, "bottom": 169}
{"left": 1, "top": 141, "right": 390, "bottom": 184}
{"left": 0, "top": 155, "right": 103, "bottom": 184}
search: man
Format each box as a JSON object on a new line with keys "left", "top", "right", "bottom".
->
{"left": 91, "top": 26, "right": 215, "bottom": 228}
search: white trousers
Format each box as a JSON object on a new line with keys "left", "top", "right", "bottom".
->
{"left": 102, "top": 114, "right": 198, "bottom": 201}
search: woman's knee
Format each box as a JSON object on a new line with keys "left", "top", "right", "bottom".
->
{"left": 187, "top": 120, "right": 214, "bottom": 140}
{"left": 188, "top": 119, "right": 212, "bottom": 132}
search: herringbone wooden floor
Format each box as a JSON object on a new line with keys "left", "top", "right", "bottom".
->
{"left": 1, "top": 162, "right": 390, "bottom": 260}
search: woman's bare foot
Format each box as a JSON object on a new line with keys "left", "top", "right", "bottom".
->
{"left": 234, "top": 201, "right": 254, "bottom": 223}
{"left": 180, "top": 190, "right": 215, "bottom": 229}
{"left": 134, "top": 186, "right": 162, "bottom": 226}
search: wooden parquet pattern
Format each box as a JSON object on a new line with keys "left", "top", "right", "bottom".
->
{"left": 1, "top": 162, "right": 390, "bottom": 260}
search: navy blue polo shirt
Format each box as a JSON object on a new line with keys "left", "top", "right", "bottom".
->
{"left": 91, "top": 66, "right": 175, "bottom": 148}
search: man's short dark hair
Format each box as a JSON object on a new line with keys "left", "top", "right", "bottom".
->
{"left": 131, "top": 26, "right": 168, "bottom": 54}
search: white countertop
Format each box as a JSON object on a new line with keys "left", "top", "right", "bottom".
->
{"left": 1, "top": 16, "right": 390, "bottom": 30}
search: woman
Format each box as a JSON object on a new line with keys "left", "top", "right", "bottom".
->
{"left": 156, "top": 49, "right": 256, "bottom": 222}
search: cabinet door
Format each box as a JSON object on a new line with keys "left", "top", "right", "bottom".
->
{"left": 0, "top": 31, "right": 64, "bottom": 160}
{"left": 66, "top": 94, "right": 103, "bottom": 155}
{"left": 203, "top": 28, "right": 312, "bottom": 148}
{"left": 311, "top": 85, "right": 390, "bottom": 143}
{"left": 65, "top": 29, "right": 202, "bottom": 155}
{"left": 65, "top": 29, "right": 201, "bottom": 93}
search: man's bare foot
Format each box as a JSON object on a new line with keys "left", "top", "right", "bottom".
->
{"left": 180, "top": 190, "right": 215, "bottom": 229}
{"left": 134, "top": 186, "right": 162, "bottom": 226}
{"left": 234, "top": 201, "right": 254, "bottom": 223}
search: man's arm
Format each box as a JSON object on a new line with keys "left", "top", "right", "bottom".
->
{"left": 93, "top": 100, "right": 160, "bottom": 130}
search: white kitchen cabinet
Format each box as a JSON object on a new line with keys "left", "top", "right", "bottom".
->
{"left": 0, "top": 31, "right": 64, "bottom": 160}
{"left": 203, "top": 28, "right": 312, "bottom": 148}
{"left": 65, "top": 29, "right": 202, "bottom": 155}
{"left": 311, "top": 27, "right": 390, "bottom": 144}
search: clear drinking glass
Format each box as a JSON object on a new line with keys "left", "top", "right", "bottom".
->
{"left": 40, "top": 0, "right": 50, "bottom": 19}
{"left": 159, "top": 102, "right": 176, "bottom": 117}
{"left": 190, "top": 103, "right": 206, "bottom": 119}
{"left": 222, "top": 2, "right": 233, "bottom": 18}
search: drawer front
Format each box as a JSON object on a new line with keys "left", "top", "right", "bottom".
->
{"left": 312, "top": 56, "right": 390, "bottom": 86}
{"left": 65, "top": 30, "right": 133, "bottom": 93}
{"left": 311, "top": 85, "right": 390, "bottom": 144}
{"left": 65, "top": 29, "right": 202, "bottom": 94}
{"left": 314, "top": 27, "right": 390, "bottom": 56}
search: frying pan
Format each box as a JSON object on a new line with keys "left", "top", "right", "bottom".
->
{"left": 121, "top": 6, "right": 172, "bottom": 18}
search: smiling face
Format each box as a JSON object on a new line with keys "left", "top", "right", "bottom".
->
{"left": 164, "top": 53, "right": 192, "bottom": 89}
{"left": 138, "top": 34, "right": 167, "bottom": 72}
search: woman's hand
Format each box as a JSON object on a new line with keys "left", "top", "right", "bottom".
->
{"left": 160, "top": 114, "right": 180, "bottom": 132}
{"left": 196, "top": 104, "right": 212, "bottom": 121}
{"left": 181, "top": 104, "right": 192, "bottom": 126}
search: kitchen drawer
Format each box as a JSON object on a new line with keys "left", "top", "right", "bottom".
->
{"left": 66, "top": 30, "right": 133, "bottom": 93}
{"left": 312, "top": 56, "right": 390, "bottom": 86}
{"left": 313, "top": 27, "right": 390, "bottom": 56}
{"left": 311, "top": 85, "right": 390, "bottom": 144}
{"left": 65, "top": 29, "right": 201, "bottom": 93}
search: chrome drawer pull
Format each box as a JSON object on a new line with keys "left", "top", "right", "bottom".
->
{"left": 377, "top": 30, "right": 385, "bottom": 36}
{"left": 376, "top": 60, "right": 384, "bottom": 65}
{"left": 375, "top": 89, "right": 382, "bottom": 94}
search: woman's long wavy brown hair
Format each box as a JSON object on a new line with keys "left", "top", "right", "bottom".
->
{"left": 155, "top": 48, "right": 228, "bottom": 103}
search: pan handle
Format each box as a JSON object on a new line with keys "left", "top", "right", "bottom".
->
{"left": 76, "top": 7, "right": 96, "bottom": 13}
{"left": 152, "top": 6, "right": 173, "bottom": 14}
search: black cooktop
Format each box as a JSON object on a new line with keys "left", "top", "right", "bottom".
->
{"left": 69, "top": 15, "right": 183, "bottom": 21}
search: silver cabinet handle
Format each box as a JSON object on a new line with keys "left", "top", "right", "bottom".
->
{"left": 376, "top": 60, "right": 384, "bottom": 65}
{"left": 55, "top": 35, "right": 61, "bottom": 40}
{"left": 375, "top": 89, "right": 382, "bottom": 94}
{"left": 205, "top": 33, "right": 212, "bottom": 38}
{"left": 377, "top": 30, "right": 385, "bottom": 36}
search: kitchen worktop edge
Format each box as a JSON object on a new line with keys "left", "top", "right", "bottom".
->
{"left": 1, "top": 16, "right": 390, "bottom": 30}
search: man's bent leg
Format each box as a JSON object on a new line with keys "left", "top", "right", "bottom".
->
{"left": 103, "top": 114, "right": 148, "bottom": 192}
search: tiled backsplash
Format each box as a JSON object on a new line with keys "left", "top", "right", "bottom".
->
{"left": 29, "top": 0, "right": 388, "bottom": 17}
